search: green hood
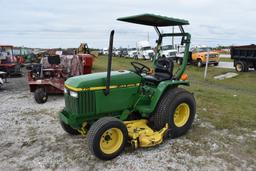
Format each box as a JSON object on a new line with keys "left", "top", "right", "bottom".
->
{"left": 65, "top": 70, "right": 141, "bottom": 89}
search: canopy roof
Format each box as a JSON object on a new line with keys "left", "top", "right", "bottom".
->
{"left": 117, "top": 14, "right": 189, "bottom": 27}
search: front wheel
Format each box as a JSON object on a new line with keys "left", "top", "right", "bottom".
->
{"left": 34, "top": 88, "right": 48, "bottom": 104}
{"left": 152, "top": 88, "right": 196, "bottom": 138}
{"left": 87, "top": 117, "right": 128, "bottom": 160}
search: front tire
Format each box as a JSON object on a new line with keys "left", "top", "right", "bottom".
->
{"left": 34, "top": 88, "right": 48, "bottom": 104}
{"left": 87, "top": 117, "right": 128, "bottom": 160}
{"left": 152, "top": 88, "right": 196, "bottom": 138}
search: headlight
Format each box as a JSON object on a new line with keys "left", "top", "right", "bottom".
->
{"left": 70, "top": 91, "right": 78, "bottom": 98}
{"left": 64, "top": 87, "right": 68, "bottom": 94}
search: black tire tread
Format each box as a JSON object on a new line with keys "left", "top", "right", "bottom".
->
{"left": 153, "top": 87, "right": 186, "bottom": 129}
{"left": 152, "top": 87, "right": 196, "bottom": 138}
{"left": 34, "top": 88, "right": 48, "bottom": 104}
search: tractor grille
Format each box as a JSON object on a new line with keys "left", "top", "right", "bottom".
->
{"left": 64, "top": 91, "right": 96, "bottom": 116}
{"left": 79, "top": 91, "right": 96, "bottom": 114}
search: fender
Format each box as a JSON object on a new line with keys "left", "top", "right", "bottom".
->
{"left": 136, "top": 80, "right": 189, "bottom": 116}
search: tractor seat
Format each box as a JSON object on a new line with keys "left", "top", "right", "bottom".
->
{"left": 144, "top": 58, "right": 174, "bottom": 84}
{"left": 48, "top": 55, "right": 61, "bottom": 65}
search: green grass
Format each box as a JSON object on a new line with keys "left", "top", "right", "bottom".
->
{"left": 92, "top": 55, "right": 256, "bottom": 131}
{"left": 219, "top": 57, "right": 233, "bottom": 62}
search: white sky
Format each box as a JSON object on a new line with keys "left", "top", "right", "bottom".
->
{"left": 0, "top": 0, "right": 255, "bottom": 48}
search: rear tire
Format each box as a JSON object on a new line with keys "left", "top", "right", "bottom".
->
{"left": 235, "top": 61, "right": 245, "bottom": 72}
{"left": 152, "top": 88, "right": 196, "bottom": 138}
{"left": 60, "top": 120, "right": 80, "bottom": 135}
{"left": 87, "top": 117, "right": 128, "bottom": 160}
{"left": 34, "top": 88, "right": 48, "bottom": 104}
{"left": 214, "top": 62, "right": 219, "bottom": 66}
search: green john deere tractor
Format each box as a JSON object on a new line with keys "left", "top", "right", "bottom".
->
{"left": 59, "top": 14, "right": 196, "bottom": 160}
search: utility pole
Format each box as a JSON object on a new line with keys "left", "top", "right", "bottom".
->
{"left": 147, "top": 32, "right": 149, "bottom": 42}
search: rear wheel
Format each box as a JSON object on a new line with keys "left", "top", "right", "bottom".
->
{"left": 60, "top": 120, "right": 80, "bottom": 135}
{"left": 235, "top": 61, "right": 245, "bottom": 72}
{"left": 152, "top": 88, "right": 196, "bottom": 138}
{"left": 214, "top": 62, "right": 219, "bottom": 66}
{"left": 34, "top": 88, "right": 48, "bottom": 104}
{"left": 87, "top": 117, "right": 128, "bottom": 160}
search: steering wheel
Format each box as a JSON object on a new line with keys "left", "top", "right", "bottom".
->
{"left": 131, "top": 62, "right": 151, "bottom": 75}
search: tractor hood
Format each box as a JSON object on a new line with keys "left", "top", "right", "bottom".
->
{"left": 65, "top": 70, "right": 141, "bottom": 91}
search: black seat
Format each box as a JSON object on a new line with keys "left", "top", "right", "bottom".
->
{"left": 48, "top": 55, "right": 60, "bottom": 65}
{"left": 144, "top": 58, "right": 174, "bottom": 84}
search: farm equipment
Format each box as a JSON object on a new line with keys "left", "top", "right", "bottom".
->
{"left": 231, "top": 44, "right": 256, "bottom": 72}
{"left": 27, "top": 52, "right": 93, "bottom": 104}
{"left": 59, "top": 14, "right": 196, "bottom": 160}
{"left": 0, "top": 45, "right": 22, "bottom": 76}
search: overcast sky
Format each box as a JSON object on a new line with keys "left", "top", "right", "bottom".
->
{"left": 1, "top": 0, "right": 255, "bottom": 48}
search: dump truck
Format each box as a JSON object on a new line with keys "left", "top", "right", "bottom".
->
{"left": 231, "top": 44, "right": 256, "bottom": 72}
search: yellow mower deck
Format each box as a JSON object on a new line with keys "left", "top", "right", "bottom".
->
{"left": 124, "top": 119, "right": 168, "bottom": 149}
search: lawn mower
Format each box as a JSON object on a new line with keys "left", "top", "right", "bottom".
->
{"left": 27, "top": 51, "right": 93, "bottom": 104}
{"left": 59, "top": 14, "right": 196, "bottom": 160}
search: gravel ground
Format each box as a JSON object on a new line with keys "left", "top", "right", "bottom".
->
{"left": 0, "top": 75, "right": 255, "bottom": 171}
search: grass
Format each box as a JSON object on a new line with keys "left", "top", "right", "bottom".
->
{"left": 219, "top": 57, "right": 233, "bottom": 62}
{"left": 92, "top": 55, "right": 256, "bottom": 131}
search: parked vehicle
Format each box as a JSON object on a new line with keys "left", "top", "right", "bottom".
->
{"left": 128, "top": 48, "right": 138, "bottom": 58}
{"left": 191, "top": 47, "right": 219, "bottom": 67}
{"left": 136, "top": 41, "right": 155, "bottom": 60}
{"left": 160, "top": 45, "right": 177, "bottom": 59}
{"left": 120, "top": 48, "right": 128, "bottom": 57}
{"left": 103, "top": 48, "right": 108, "bottom": 55}
{"left": 231, "top": 44, "right": 256, "bottom": 72}
{"left": 59, "top": 14, "right": 195, "bottom": 160}
{"left": 113, "top": 49, "right": 120, "bottom": 57}
{"left": 0, "top": 45, "right": 22, "bottom": 76}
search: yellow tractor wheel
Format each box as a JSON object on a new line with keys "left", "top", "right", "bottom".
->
{"left": 87, "top": 117, "right": 128, "bottom": 160}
